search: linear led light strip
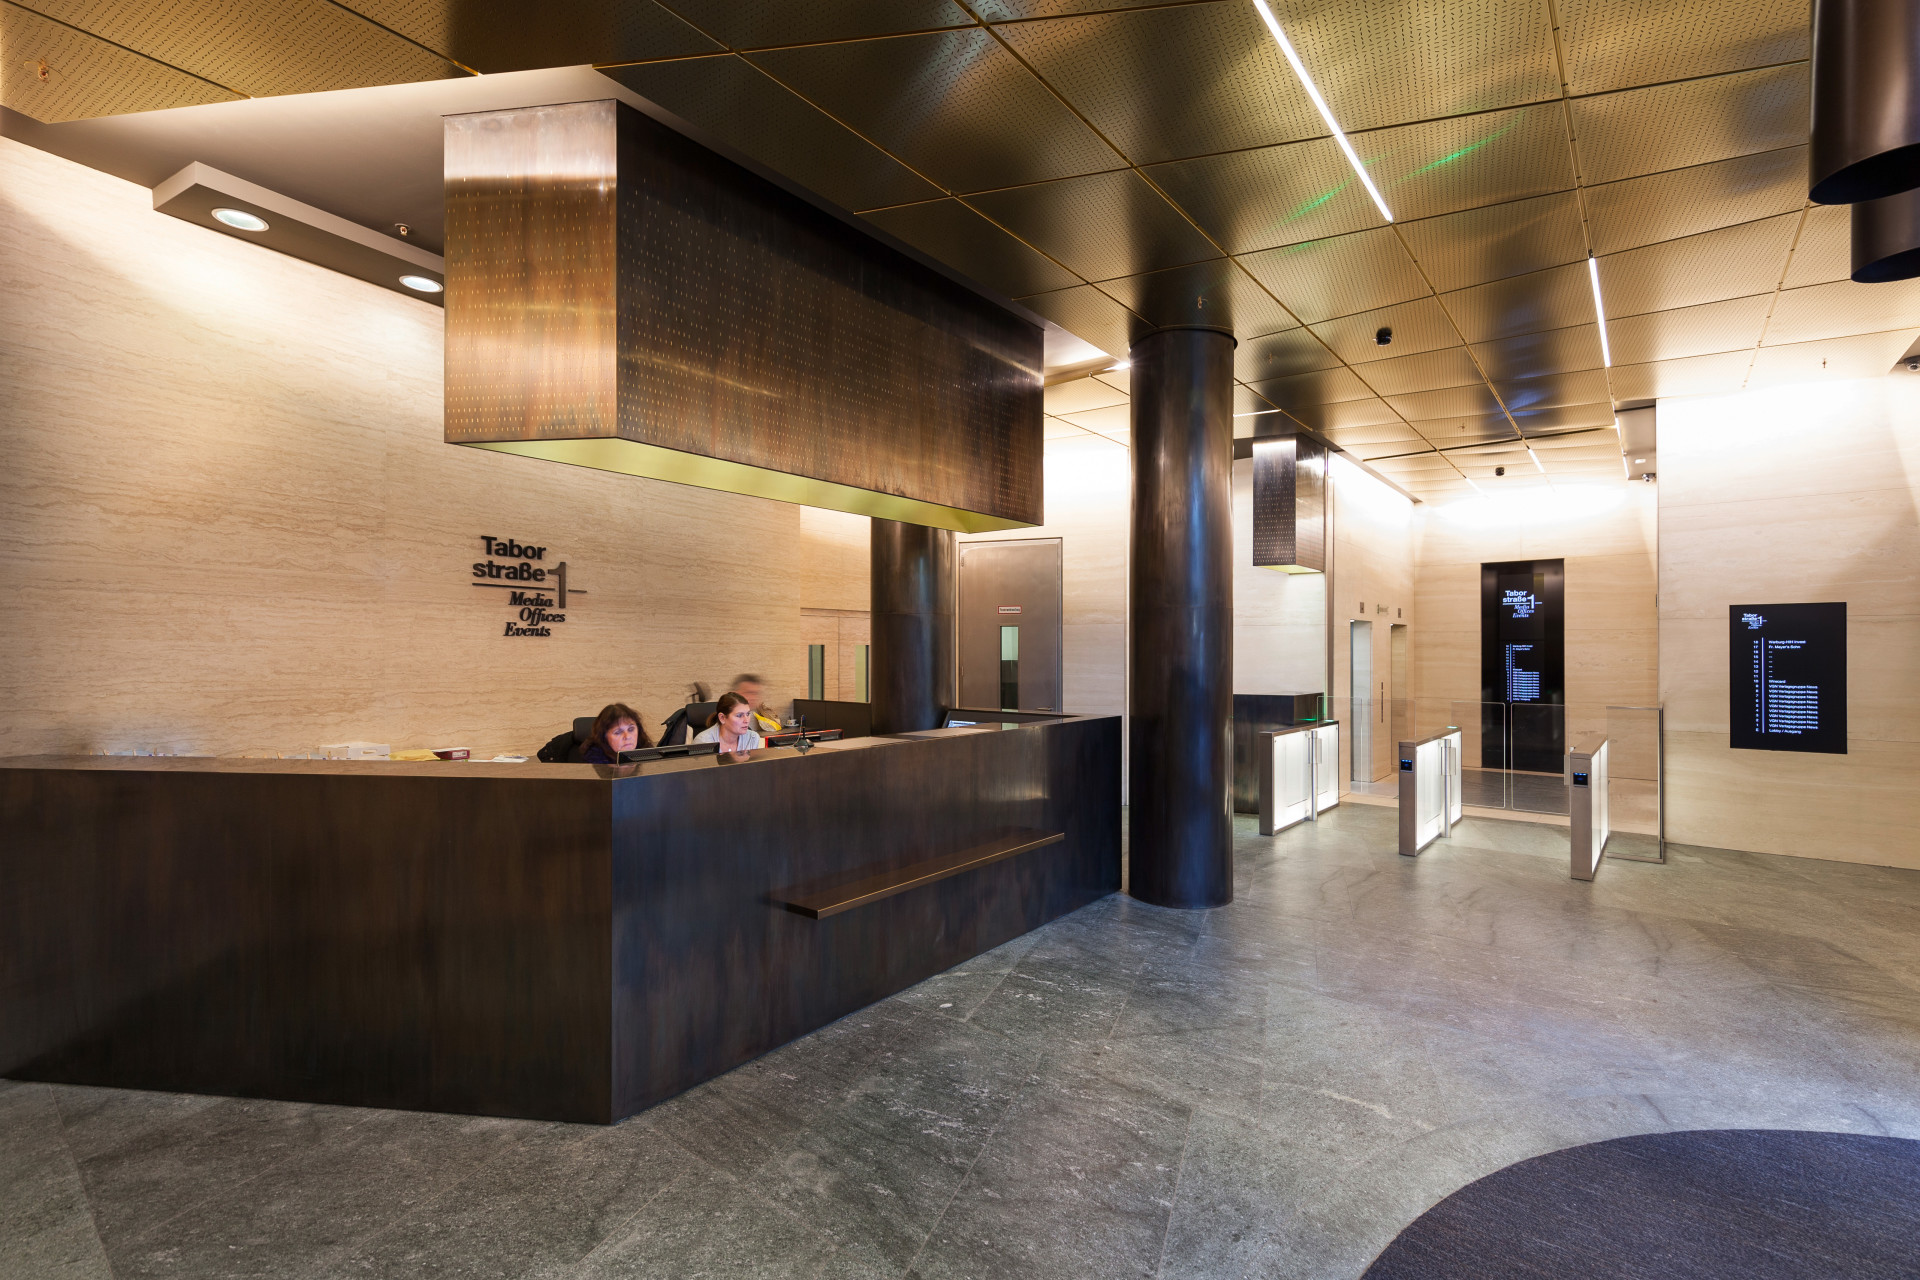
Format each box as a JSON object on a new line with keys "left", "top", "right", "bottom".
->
{"left": 1588, "top": 255, "right": 1612, "bottom": 367}
{"left": 1251, "top": 0, "right": 1393, "bottom": 223}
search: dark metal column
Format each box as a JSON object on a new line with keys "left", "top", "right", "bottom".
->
{"left": 1129, "top": 326, "right": 1236, "bottom": 909}
{"left": 870, "top": 519, "right": 956, "bottom": 734}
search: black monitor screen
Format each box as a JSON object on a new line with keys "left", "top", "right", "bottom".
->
{"left": 1729, "top": 602, "right": 1847, "bottom": 754}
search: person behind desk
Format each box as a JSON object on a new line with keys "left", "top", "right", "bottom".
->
{"left": 581, "top": 702, "right": 651, "bottom": 764}
{"left": 693, "top": 692, "right": 763, "bottom": 757}
{"left": 729, "top": 674, "right": 783, "bottom": 737}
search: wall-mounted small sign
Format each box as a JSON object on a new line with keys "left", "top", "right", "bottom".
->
{"left": 471, "top": 536, "right": 585, "bottom": 637}
{"left": 998, "top": 606, "right": 1021, "bottom": 614}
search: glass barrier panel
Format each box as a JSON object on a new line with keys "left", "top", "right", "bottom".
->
{"left": 1452, "top": 700, "right": 1509, "bottom": 810}
{"left": 1604, "top": 705, "right": 1664, "bottom": 860}
{"left": 1508, "top": 702, "right": 1567, "bottom": 814}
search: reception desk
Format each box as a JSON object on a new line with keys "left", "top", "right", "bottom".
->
{"left": 0, "top": 715, "right": 1119, "bottom": 1123}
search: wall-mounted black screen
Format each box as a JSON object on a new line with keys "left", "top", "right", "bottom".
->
{"left": 1729, "top": 602, "right": 1847, "bottom": 754}
{"left": 1480, "top": 559, "right": 1565, "bottom": 772}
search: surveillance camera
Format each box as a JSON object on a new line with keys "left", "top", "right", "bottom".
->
{"left": 1906, "top": 357, "right": 1919, "bottom": 372}
{"left": 1374, "top": 326, "right": 1393, "bottom": 346}
{"left": 1494, "top": 465, "right": 1505, "bottom": 476}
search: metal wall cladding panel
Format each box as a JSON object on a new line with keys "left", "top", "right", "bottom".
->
{"left": 749, "top": 29, "right": 1119, "bottom": 193}
{"left": 1043, "top": 376, "right": 1127, "bottom": 415}
{"left": 1442, "top": 261, "right": 1595, "bottom": 344}
{"left": 862, "top": 199, "right": 1079, "bottom": 299}
{"left": 1751, "top": 330, "right": 1918, "bottom": 385}
{"left": 1016, "top": 284, "right": 1136, "bottom": 358}
{"left": 445, "top": 100, "right": 1044, "bottom": 527}
{"left": 1357, "top": 103, "right": 1576, "bottom": 224}
{"left": 1571, "top": 63, "right": 1808, "bottom": 185}
{"left": 1235, "top": 327, "right": 1341, "bottom": 383}
{"left": 994, "top": 2, "right": 1324, "bottom": 165}
{"left": 1251, "top": 436, "right": 1326, "bottom": 571}
{"left": 968, "top": 169, "right": 1216, "bottom": 285}
{"left": 1608, "top": 350, "right": 1753, "bottom": 402}
{"left": 1280, "top": 398, "right": 1404, "bottom": 432}
{"left": 1495, "top": 369, "right": 1611, "bottom": 414}
{"left": 1252, "top": 367, "right": 1374, "bottom": 412}
{"left": 1510, "top": 402, "right": 1617, "bottom": 434}
{"left": 1585, "top": 147, "right": 1806, "bottom": 257}
{"left": 1095, "top": 258, "right": 1295, "bottom": 337}
{"left": 1597, "top": 213, "right": 1800, "bottom": 319}
{"left": 604, "top": 59, "right": 939, "bottom": 215}
{"left": 346, "top": 0, "right": 719, "bottom": 71}
{"left": 1781, "top": 202, "right": 1852, "bottom": 288}
{"left": 1556, "top": 0, "right": 1809, "bottom": 97}
{"left": 30, "top": 0, "right": 461, "bottom": 98}
{"left": 1470, "top": 324, "right": 1606, "bottom": 381}
{"left": 1315, "top": 296, "right": 1462, "bottom": 364}
{"left": 1388, "top": 383, "right": 1506, "bottom": 423}
{"left": 1238, "top": 227, "right": 1428, "bottom": 326}
{"left": 1763, "top": 278, "right": 1920, "bottom": 347}
{"left": 1607, "top": 294, "right": 1771, "bottom": 365}
{"left": 0, "top": 3, "right": 241, "bottom": 121}
{"left": 1147, "top": 135, "right": 1388, "bottom": 257}
{"left": 1397, "top": 192, "right": 1587, "bottom": 294}
{"left": 1357, "top": 346, "right": 1486, "bottom": 397}
{"left": 658, "top": 0, "right": 970, "bottom": 46}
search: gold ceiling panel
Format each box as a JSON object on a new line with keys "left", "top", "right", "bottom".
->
{"left": 1388, "top": 383, "right": 1505, "bottom": 423}
{"left": 1495, "top": 369, "right": 1611, "bottom": 413}
{"left": 1094, "top": 257, "right": 1295, "bottom": 336}
{"left": 1043, "top": 415, "right": 1089, "bottom": 439}
{"left": 1750, "top": 330, "right": 1919, "bottom": 386}
{"left": 749, "top": 29, "right": 1119, "bottom": 192}
{"left": 604, "top": 59, "right": 939, "bottom": 214}
{"left": 1043, "top": 377, "right": 1127, "bottom": 415}
{"left": 1283, "top": 398, "right": 1404, "bottom": 432}
{"left": 993, "top": 1, "right": 1323, "bottom": 165}
{"left": 658, "top": 0, "right": 971, "bottom": 47}
{"left": 1779, "top": 202, "right": 1851, "bottom": 289}
{"left": 1321, "top": 425, "right": 1430, "bottom": 460}
{"left": 1470, "top": 324, "right": 1606, "bottom": 381}
{"left": 1584, "top": 147, "right": 1806, "bottom": 257}
{"left": 1412, "top": 411, "right": 1518, "bottom": 448}
{"left": 861, "top": 199, "right": 1079, "bottom": 299}
{"left": 1314, "top": 296, "right": 1462, "bottom": 364}
{"left": 1366, "top": 451, "right": 1455, "bottom": 480}
{"left": 1556, "top": 0, "right": 1809, "bottom": 97}
{"left": 29, "top": 0, "right": 462, "bottom": 98}
{"left": 0, "top": 1, "right": 240, "bottom": 121}
{"left": 1763, "top": 279, "right": 1920, "bottom": 347}
{"left": 972, "top": 0, "right": 1172, "bottom": 16}
{"left": 1251, "top": 366, "right": 1375, "bottom": 411}
{"left": 1357, "top": 346, "right": 1486, "bottom": 397}
{"left": 1238, "top": 226, "right": 1428, "bottom": 326}
{"left": 1441, "top": 261, "right": 1594, "bottom": 344}
{"left": 1362, "top": 104, "right": 1575, "bottom": 225}
{"left": 1234, "top": 384, "right": 1281, "bottom": 417}
{"left": 1146, "top": 136, "right": 1381, "bottom": 257}
{"left": 1596, "top": 213, "right": 1800, "bottom": 319}
{"left": 1607, "top": 295, "right": 1771, "bottom": 365}
{"left": 1094, "top": 368, "right": 1130, "bottom": 396}
{"left": 1397, "top": 192, "right": 1587, "bottom": 294}
{"left": 1235, "top": 327, "right": 1342, "bottom": 383}
{"left": 1528, "top": 427, "right": 1617, "bottom": 457}
{"left": 1608, "top": 351, "right": 1753, "bottom": 402}
{"left": 346, "top": 0, "right": 718, "bottom": 71}
{"left": 1511, "top": 403, "right": 1617, "bottom": 433}
{"left": 1571, "top": 63, "right": 1808, "bottom": 186}
{"left": 1014, "top": 283, "right": 1138, "bottom": 357}
{"left": 1057, "top": 403, "right": 1130, "bottom": 435}
{"left": 966, "top": 168, "right": 1217, "bottom": 284}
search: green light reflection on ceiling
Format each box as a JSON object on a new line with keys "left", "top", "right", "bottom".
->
{"left": 1398, "top": 120, "right": 1520, "bottom": 181}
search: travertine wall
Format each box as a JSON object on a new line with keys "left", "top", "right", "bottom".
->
{"left": 1659, "top": 376, "right": 1920, "bottom": 867}
{"left": 1327, "top": 457, "right": 1417, "bottom": 784}
{"left": 0, "top": 136, "right": 804, "bottom": 759}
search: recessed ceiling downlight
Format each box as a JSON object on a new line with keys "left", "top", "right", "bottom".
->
{"left": 212, "top": 207, "right": 268, "bottom": 232}
{"left": 399, "top": 274, "right": 444, "bottom": 293}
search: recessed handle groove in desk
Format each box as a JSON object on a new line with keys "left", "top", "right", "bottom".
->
{"left": 780, "top": 829, "right": 1065, "bottom": 920}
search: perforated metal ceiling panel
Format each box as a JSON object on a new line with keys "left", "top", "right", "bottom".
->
{"left": 1358, "top": 346, "right": 1486, "bottom": 397}
{"left": 1608, "top": 351, "right": 1754, "bottom": 402}
{"left": 1584, "top": 147, "right": 1807, "bottom": 257}
{"left": 1313, "top": 297, "right": 1461, "bottom": 365}
{"left": 1146, "top": 136, "right": 1383, "bottom": 257}
{"left": 966, "top": 168, "right": 1215, "bottom": 284}
{"left": 1396, "top": 192, "right": 1587, "bottom": 293}
{"left": 658, "top": 0, "right": 971, "bottom": 46}
{"left": 1570, "top": 63, "right": 1808, "bottom": 185}
{"left": 1779, "top": 203, "right": 1852, "bottom": 288}
{"left": 1015, "top": 284, "right": 1136, "bottom": 357}
{"left": 1597, "top": 213, "right": 1801, "bottom": 319}
{"left": 861, "top": 198, "right": 1079, "bottom": 299}
{"left": 1279, "top": 398, "right": 1403, "bottom": 432}
{"left": 1495, "top": 369, "right": 1611, "bottom": 414}
{"left": 1252, "top": 366, "right": 1374, "bottom": 411}
{"left": 1, "top": 2, "right": 242, "bottom": 121}
{"left": 347, "top": 0, "right": 719, "bottom": 72}
{"left": 1556, "top": 0, "right": 1809, "bottom": 97}
{"left": 1764, "top": 279, "right": 1920, "bottom": 347}
{"left": 1388, "top": 383, "right": 1505, "bottom": 424}
{"left": 1043, "top": 377, "right": 1126, "bottom": 415}
{"left": 1355, "top": 103, "right": 1575, "bottom": 224}
{"left": 1750, "top": 330, "right": 1918, "bottom": 385}
{"left": 1470, "top": 324, "right": 1606, "bottom": 382}
{"left": 1442, "top": 262, "right": 1595, "bottom": 344}
{"left": 1235, "top": 327, "right": 1342, "bottom": 384}
{"left": 1607, "top": 295, "right": 1773, "bottom": 365}
{"left": 1239, "top": 227, "right": 1427, "bottom": 325}
{"left": 1094, "top": 258, "right": 1294, "bottom": 337}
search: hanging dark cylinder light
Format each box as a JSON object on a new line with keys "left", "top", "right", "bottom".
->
{"left": 1809, "top": 0, "right": 1920, "bottom": 205}
{"left": 1852, "top": 185, "right": 1920, "bottom": 281}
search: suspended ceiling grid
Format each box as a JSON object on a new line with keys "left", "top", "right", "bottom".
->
{"left": 6, "top": 0, "right": 1919, "bottom": 502}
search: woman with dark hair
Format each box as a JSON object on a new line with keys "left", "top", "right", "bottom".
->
{"left": 581, "top": 702, "right": 651, "bottom": 764}
{"left": 691, "top": 691, "right": 763, "bottom": 756}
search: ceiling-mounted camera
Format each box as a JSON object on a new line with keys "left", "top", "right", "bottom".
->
{"left": 1374, "top": 326, "right": 1393, "bottom": 346}
{"left": 1494, "top": 465, "right": 1505, "bottom": 476}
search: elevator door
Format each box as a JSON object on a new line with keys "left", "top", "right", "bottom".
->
{"left": 959, "top": 539, "right": 1062, "bottom": 713}
{"left": 1350, "top": 620, "right": 1374, "bottom": 783}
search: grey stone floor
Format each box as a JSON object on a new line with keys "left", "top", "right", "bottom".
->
{"left": 8, "top": 805, "right": 1920, "bottom": 1279}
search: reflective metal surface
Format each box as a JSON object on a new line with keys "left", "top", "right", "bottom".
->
{"left": 870, "top": 519, "right": 957, "bottom": 736}
{"left": 445, "top": 99, "right": 1044, "bottom": 532}
{"left": 1252, "top": 435, "right": 1326, "bottom": 574}
{"left": 1852, "top": 187, "right": 1920, "bottom": 282}
{"left": 1129, "top": 327, "right": 1235, "bottom": 910}
{"left": 1811, "top": 0, "right": 1920, "bottom": 203}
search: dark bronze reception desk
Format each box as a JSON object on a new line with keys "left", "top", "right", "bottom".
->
{"left": 0, "top": 715, "right": 1119, "bottom": 1123}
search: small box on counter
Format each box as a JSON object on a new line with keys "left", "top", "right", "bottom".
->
{"left": 321, "top": 741, "right": 390, "bottom": 760}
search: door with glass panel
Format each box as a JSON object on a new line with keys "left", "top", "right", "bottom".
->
{"left": 958, "top": 539, "right": 1063, "bottom": 713}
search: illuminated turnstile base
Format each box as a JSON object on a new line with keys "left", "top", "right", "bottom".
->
{"left": 1398, "top": 729, "right": 1463, "bottom": 856}
{"left": 1257, "top": 722, "right": 1340, "bottom": 836}
{"left": 1568, "top": 734, "right": 1611, "bottom": 880}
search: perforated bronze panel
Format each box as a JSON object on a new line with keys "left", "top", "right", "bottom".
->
{"left": 1147, "top": 135, "right": 1386, "bottom": 257}
{"left": 1359, "top": 104, "right": 1576, "bottom": 224}
{"left": 1570, "top": 63, "right": 1808, "bottom": 185}
{"left": 1608, "top": 351, "right": 1753, "bottom": 402}
{"left": 1596, "top": 214, "right": 1800, "bottom": 319}
{"left": 1763, "top": 279, "right": 1920, "bottom": 347}
{"left": 1388, "top": 383, "right": 1505, "bottom": 423}
{"left": 345, "top": 0, "right": 719, "bottom": 72}
{"left": 1239, "top": 227, "right": 1427, "bottom": 326}
{"left": 1250, "top": 367, "right": 1373, "bottom": 412}
{"left": 862, "top": 199, "right": 1079, "bottom": 299}
{"left": 1397, "top": 193, "right": 1587, "bottom": 293}
{"left": 1607, "top": 295, "right": 1771, "bottom": 365}
{"left": 444, "top": 100, "right": 1043, "bottom": 532}
{"left": 965, "top": 169, "right": 1215, "bottom": 284}
{"left": 1750, "top": 330, "right": 1917, "bottom": 384}
{"left": 1495, "top": 370, "right": 1611, "bottom": 414}
{"left": 1278, "top": 398, "right": 1402, "bottom": 432}
{"left": 1093, "top": 258, "right": 1294, "bottom": 337}
{"left": 1584, "top": 148, "right": 1806, "bottom": 257}
{"left": 1, "top": 1, "right": 240, "bottom": 121}
{"left": 1470, "top": 325, "right": 1606, "bottom": 382}
{"left": 1356, "top": 347, "right": 1485, "bottom": 398}
{"left": 1251, "top": 435, "right": 1326, "bottom": 573}
{"left": 1312, "top": 297, "right": 1461, "bottom": 364}
{"left": 1441, "top": 262, "right": 1594, "bottom": 344}
{"left": 660, "top": 0, "right": 970, "bottom": 47}
{"left": 1235, "top": 327, "right": 1341, "bottom": 383}
{"left": 1557, "top": 0, "right": 1809, "bottom": 97}
{"left": 1779, "top": 202, "right": 1852, "bottom": 288}
{"left": 1014, "top": 284, "right": 1136, "bottom": 358}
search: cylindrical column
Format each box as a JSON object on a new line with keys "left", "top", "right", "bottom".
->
{"left": 1810, "top": 0, "right": 1920, "bottom": 204}
{"left": 1129, "top": 326, "right": 1236, "bottom": 909}
{"left": 870, "top": 519, "right": 956, "bottom": 735}
{"left": 1852, "top": 186, "right": 1920, "bottom": 281}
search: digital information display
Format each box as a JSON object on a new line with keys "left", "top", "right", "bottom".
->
{"left": 1480, "top": 560, "right": 1564, "bottom": 772}
{"left": 1728, "top": 602, "right": 1847, "bottom": 754}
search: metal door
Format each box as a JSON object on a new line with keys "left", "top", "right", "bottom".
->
{"left": 958, "top": 539, "right": 1062, "bottom": 712}
{"left": 1350, "top": 620, "right": 1374, "bottom": 782}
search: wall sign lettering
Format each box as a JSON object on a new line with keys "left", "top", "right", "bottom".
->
{"left": 1728, "top": 602, "right": 1847, "bottom": 754}
{"left": 471, "top": 536, "right": 585, "bottom": 637}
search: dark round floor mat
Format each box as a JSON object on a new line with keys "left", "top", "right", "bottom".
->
{"left": 1363, "top": 1130, "right": 1920, "bottom": 1280}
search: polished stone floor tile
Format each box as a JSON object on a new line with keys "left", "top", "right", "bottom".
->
{"left": 7, "top": 803, "right": 1920, "bottom": 1279}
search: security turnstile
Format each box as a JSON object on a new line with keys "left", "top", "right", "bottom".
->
{"left": 1568, "top": 733, "right": 1610, "bottom": 880}
{"left": 1257, "top": 721, "right": 1340, "bottom": 836}
{"left": 1398, "top": 728, "right": 1463, "bottom": 856}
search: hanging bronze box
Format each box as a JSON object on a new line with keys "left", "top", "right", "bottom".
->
{"left": 1251, "top": 435, "right": 1326, "bottom": 574}
{"left": 444, "top": 99, "right": 1043, "bottom": 532}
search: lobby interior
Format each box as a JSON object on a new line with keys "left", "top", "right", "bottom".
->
{"left": 5, "top": 1, "right": 1920, "bottom": 1277}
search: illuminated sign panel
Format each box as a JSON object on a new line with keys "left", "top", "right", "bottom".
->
{"left": 1729, "top": 603, "right": 1847, "bottom": 754}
